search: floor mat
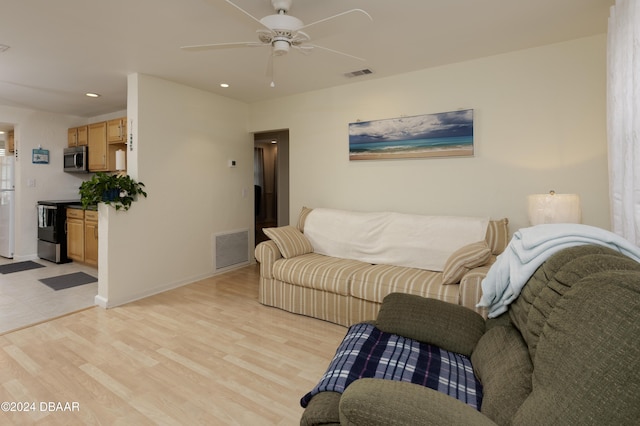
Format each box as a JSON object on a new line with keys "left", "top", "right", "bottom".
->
{"left": 0, "top": 261, "right": 46, "bottom": 274}
{"left": 39, "top": 272, "right": 97, "bottom": 291}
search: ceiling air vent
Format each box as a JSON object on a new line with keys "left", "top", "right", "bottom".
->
{"left": 344, "top": 68, "right": 373, "bottom": 78}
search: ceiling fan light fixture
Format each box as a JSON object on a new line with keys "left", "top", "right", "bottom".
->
{"left": 272, "top": 39, "right": 290, "bottom": 55}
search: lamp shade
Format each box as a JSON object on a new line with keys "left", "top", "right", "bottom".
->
{"left": 528, "top": 191, "right": 581, "bottom": 225}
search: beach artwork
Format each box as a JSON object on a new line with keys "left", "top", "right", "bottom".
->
{"left": 348, "top": 109, "right": 474, "bottom": 160}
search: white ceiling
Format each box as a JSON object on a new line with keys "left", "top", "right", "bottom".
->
{"left": 0, "top": 0, "right": 613, "bottom": 124}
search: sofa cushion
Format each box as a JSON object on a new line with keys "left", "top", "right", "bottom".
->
{"left": 459, "top": 262, "right": 495, "bottom": 317}
{"left": 442, "top": 241, "right": 492, "bottom": 285}
{"left": 511, "top": 270, "right": 640, "bottom": 425}
{"left": 471, "top": 318, "right": 532, "bottom": 425}
{"left": 485, "top": 218, "right": 509, "bottom": 255}
{"left": 272, "top": 253, "right": 370, "bottom": 296}
{"left": 263, "top": 225, "right": 313, "bottom": 258}
{"left": 350, "top": 264, "right": 459, "bottom": 306}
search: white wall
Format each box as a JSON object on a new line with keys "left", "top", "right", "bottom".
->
{"left": 0, "top": 105, "right": 88, "bottom": 260}
{"left": 249, "top": 35, "right": 609, "bottom": 233}
{"left": 96, "top": 74, "right": 253, "bottom": 307}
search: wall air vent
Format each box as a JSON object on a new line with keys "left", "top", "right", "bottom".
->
{"left": 213, "top": 229, "right": 249, "bottom": 271}
{"left": 344, "top": 68, "right": 374, "bottom": 78}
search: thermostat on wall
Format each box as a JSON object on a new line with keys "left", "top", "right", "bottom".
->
{"left": 228, "top": 160, "right": 237, "bottom": 167}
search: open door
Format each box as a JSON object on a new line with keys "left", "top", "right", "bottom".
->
{"left": 254, "top": 130, "right": 289, "bottom": 245}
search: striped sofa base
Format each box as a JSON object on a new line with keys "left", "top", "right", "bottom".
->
{"left": 259, "top": 276, "right": 473, "bottom": 327}
{"left": 259, "top": 277, "right": 351, "bottom": 326}
{"left": 256, "top": 241, "right": 489, "bottom": 327}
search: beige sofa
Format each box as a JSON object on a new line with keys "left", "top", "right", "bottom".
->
{"left": 255, "top": 208, "right": 509, "bottom": 326}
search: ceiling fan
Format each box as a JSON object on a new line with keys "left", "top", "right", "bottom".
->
{"left": 181, "top": 0, "right": 373, "bottom": 86}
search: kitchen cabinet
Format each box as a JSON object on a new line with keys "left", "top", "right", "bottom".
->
{"left": 88, "top": 119, "right": 127, "bottom": 172}
{"left": 7, "top": 130, "right": 14, "bottom": 152}
{"left": 84, "top": 210, "right": 98, "bottom": 266}
{"left": 88, "top": 121, "right": 108, "bottom": 171}
{"left": 107, "top": 117, "right": 127, "bottom": 143}
{"left": 67, "top": 125, "right": 88, "bottom": 147}
{"left": 66, "top": 208, "right": 85, "bottom": 262}
{"left": 66, "top": 208, "right": 98, "bottom": 266}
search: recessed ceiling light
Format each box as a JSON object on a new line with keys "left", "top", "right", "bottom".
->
{"left": 85, "top": 92, "right": 100, "bottom": 98}
{"left": 220, "top": 83, "right": 229, "bottom": 88}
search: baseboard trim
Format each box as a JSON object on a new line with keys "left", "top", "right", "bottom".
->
{"left": 94, "top": 261, "right": 256, "bottom": 309}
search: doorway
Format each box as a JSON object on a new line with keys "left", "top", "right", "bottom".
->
{"left": 254, "top": 130, "right": 289, "bottom": 245}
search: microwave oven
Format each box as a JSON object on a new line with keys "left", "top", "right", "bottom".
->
{"left": 63, "top": 146, "right": 89, "bottom": 173}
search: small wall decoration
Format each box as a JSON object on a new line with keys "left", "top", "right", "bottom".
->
{"left": 349, "top": 109, "right": 474, "bottom": 161}
{"left": 32, "top": 148, "right": 49, "bottom": 164}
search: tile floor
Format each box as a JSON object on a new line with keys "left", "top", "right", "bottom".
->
{"left": 0, "top": 257, "right": 97, "bottom": 334}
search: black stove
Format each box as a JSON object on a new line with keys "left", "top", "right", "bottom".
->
{"left": 37, "top": 200, "right": 80, "bottom": 263}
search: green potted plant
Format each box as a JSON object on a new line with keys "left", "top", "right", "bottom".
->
{"left": 79, "top": 172, "right": 148, "bottom": 211}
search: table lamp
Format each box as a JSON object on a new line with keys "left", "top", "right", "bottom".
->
{"left": 527, "top": 190, "right": 581, "bottom": 225}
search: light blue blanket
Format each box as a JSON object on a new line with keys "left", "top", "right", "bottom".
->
{"left": 477, "top": 224, "right": 640, "bottom": 318}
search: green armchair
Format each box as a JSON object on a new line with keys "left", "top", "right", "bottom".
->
{"left": 302, "top": 245, "right": 640, "bottom": 425}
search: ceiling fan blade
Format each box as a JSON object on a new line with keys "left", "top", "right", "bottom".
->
{"left": 223, "top": 0, "right": 272, "bottom": 31}
{"left": 292, "top": 45, "right": 313, "bottom": 55}
{"left": 181, "top": 41, "right": 267, "bottom": 51}
{"left": 298, "top": 9, "right": 373, "bottom": 34}
{"left": 303, "top": 44, "right": 367, "bottom": 61}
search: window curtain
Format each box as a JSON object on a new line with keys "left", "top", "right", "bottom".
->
{"left": 607, "top": 0, "right": 640, "bottom": 245}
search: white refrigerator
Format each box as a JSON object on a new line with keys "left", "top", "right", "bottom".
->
{"left": 0, "top": 156, "right": 15, "bottom": 258}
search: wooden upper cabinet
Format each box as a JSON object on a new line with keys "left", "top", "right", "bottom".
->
{"left": 88, "top": 121, "right": 108, "bottom": 171}
{"left": 107, "top": 118, "right": 127, "bottom": 144}
{"left": 70, "top": 118, "right": 125, "bottom": 171}
{"left": 67, "top": 128, "right": 75, "bottom": 147}
{"left": 68, "top": 125, "right": 88, "bottom": 147}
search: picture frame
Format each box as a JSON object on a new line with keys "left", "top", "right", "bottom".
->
{"left": 349, "top": 109, "right": 474, "bottom": 160}
{"left": 32, "top": 148, "right": 49, "bottom": 164}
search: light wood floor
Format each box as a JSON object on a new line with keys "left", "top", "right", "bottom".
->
{"left": 0, "top": 264, "right": 347, "bottom": 425}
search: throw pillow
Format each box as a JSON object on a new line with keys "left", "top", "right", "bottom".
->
{"left": 263, "top": 225, "right": 313, "bottom": 258}
{"left": 296, "top": 206, "right": 313, "bottom": 232}
{"left": 485, "top": 218, "right": 509, "bottom": 255}
{"left": 442, "top": 241, "right": 491, "bottom": 285}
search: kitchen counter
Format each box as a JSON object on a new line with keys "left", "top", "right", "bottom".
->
{"left": 67, "top": 204, "right": 97, "bottom": 211}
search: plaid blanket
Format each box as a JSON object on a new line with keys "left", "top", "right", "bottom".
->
{"left": 300, "top": 322, "right": 482, "bottom": 410}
